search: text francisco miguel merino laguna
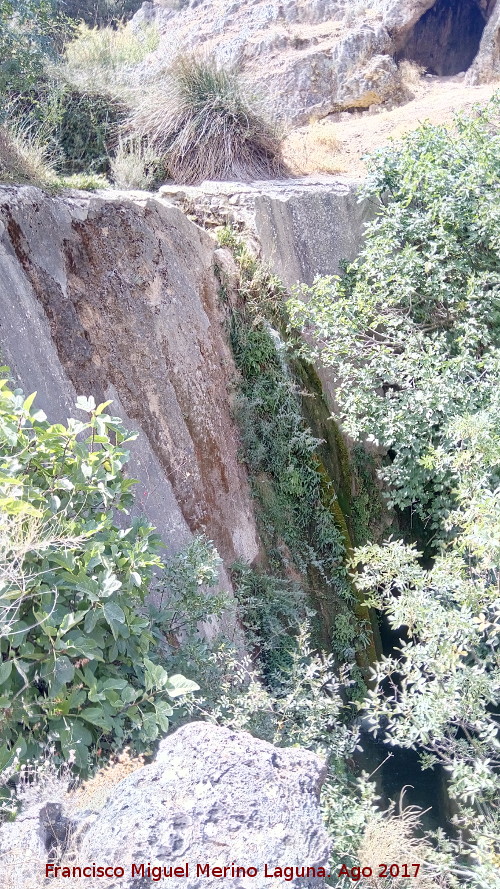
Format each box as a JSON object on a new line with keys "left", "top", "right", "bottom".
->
{"left": 45, "top": 862, "right": 331, "bottom": 881}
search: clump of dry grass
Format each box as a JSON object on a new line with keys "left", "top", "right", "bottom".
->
{"left": 127, "top": 55, "right": 288, "bottom": 184}
{"left": 358, "top": 793, "right": 447, "bottom": 889}
{"left": 0, "top": 123, "right": 54, "bottom": 185}
{"left": 398, "top": 60, "right": 426, "bottom": 90}
{"left": 69, "top": 747, "right": 145, "bottom": 813}
{"left": 58, "top": 22, "right": 159, "bottom": 97}
{"left": 0, "top": 748, "right": 146, "bottom": 889}
{"left": 110, "top": 136, "right": 161, "bottom": 189}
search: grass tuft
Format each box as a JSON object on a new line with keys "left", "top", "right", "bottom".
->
{"left": 59, "top": 22, "right": 159, "bottom": 96}
{"left": 128, "top": 55, "right": 288, "bottom": 184}
{"left": 0, "top": 121, "right": 54, "bottom": 185}
{"left": 110, "top": 136, "right": 162, "bottom": 189}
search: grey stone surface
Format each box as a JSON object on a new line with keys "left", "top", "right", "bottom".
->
{"left": 467, "top": 0, "right": 500, "bottom": 83}
{"left": 130, "top": 0, "right": 408, "bottom": 124}
{"left": 129, "top": 0, "right": 500, "bottom": 126}
{"left": 78, "top": 722, "right": 330, "bottom": 888}
{"left": 160, "top": 176, "right": 374, "bottom": 287}
{"left": 0, "top": 186, "right": 260, "bottom": 610}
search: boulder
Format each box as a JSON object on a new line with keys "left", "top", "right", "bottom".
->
{"left": 0, "top": 723, "right": 330, "bottom": 889}
{"left": 79, "top": 722, "right": 330, "bottom": 888}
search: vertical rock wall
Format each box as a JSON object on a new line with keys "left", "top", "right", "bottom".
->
{"left": 0, "top": 186, "right": 260, "bottom": 607}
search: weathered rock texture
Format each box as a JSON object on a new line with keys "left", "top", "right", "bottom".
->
{"left": 131, "top": 0, "right": 499, "bottom": 125}
{"left": 467, "top": 0, "right": 500, "bottom": 82}
{"left": 79, "top": 722, "right": 330, "bottom": 888}
{"left": 0, "top": 186, "right": 260, "bottom": 607}
{"left": 0, "top": 723, "right": 330, "bottom": 889}
{"left": 159, "top": 177, "right": 373, "bottom": 288}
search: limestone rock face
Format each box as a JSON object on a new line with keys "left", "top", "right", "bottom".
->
{"left": 466, "top": 0, "right": 500, "bottom": 82}
{"left": 131, "top": 0, "right": 407, "bottom": 124}
{"left": 0, "top": 186, "right": 260, "bottom": 611}
{"left": 0, "top": 724, "right": 330, "bottom": 888}
{"left": 78, "top": 722, "right": 330, "bottom": 888}
{"left": 159, "top": 177, "right": 373, "bottom": 288}
{"left": 130, "top": 0, "right": 499, "bottom": 125}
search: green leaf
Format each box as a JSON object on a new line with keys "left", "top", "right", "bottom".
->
{"left": 76, "top": 395, "right": 96, "bottom": 413}
{"left": 0, "top": 660, "right": 12, "bottom": 685}
{"left": 58, "top": 611, "right": 88, "bottom": 637}
{"left": 165, "top": 674, "right": 200, "bottom": 698}
{"left": 22, "top": 391, "right": 37, "bottom": 413}
{"left": 102, "top": 602, "right": 125, "bottom": 625}
{"left": 52, "top": 656, "right": 75, "bottom": 689}
{"left": 101, "top": 573, "right": 122, "bottom": 597}
{"left": 80, "top": 707, "right": 113, "bottom": 729}
{"left": 95, "top": 400, "right": 113, "bottom": 415}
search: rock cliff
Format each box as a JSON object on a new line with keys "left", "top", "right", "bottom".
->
{"left": 0, "top": 186, "right": 260, "bottom": 610}
{"left": 158, "top": 176, "right": 372, "bottom": 288}
{"left": 131, "top": 0, "right": 500, "bottom": 125}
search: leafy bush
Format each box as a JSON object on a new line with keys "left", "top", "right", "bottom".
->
{"left": 231, "top": 562, "right": 309, "bottom": 679}
{"left": 288, "top": 94, "right": 500, "bottom": 532}
{"left": 56, "top": 0, "right": 144, "bottom": 27}
{"left": 0, "top": 380, "right": 197, "bottom": 774}
{"left": 128, "top": 55, "right": 287, "bottom": 184}
{"left": 50, "top": 84, "right": 125, "bottom": 174}
{"left": 288, "top": 96, "right": 500, "bottom": 885}
{"left": 0, "top": 1, "right": 67, "bottom": 101}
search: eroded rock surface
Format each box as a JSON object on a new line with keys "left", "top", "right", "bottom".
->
{"left": 0, "top": 186, "right": 260, "bottom": 607}
{"left": 0, "top": 723, "right": 330, "bottom": 889}
{"left": 131, "top": 0, "right": 499, "bottom": 125}
{"left": 79, "top": 722, "right": 330, "bottom": 888}
{"left": 159, "top": 176, "right": 372, "bottom": 288}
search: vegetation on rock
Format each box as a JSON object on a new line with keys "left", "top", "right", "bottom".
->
{"left": 127, "top": 55, "right": 287, "bottom": 185}
{"left": 289, "top": 96, "right": 500, "bottom": 886}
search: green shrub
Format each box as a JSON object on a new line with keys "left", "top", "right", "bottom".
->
{"left": 110, "top": 136, "right": 164, "bottom": 189}
{"left": 51, "top": 85, "right": 125, "bottom": 174}
{"left": 128, "top": 55, "right": 287, "bottom": 184}
{"left": 56, "top": 0, "right": 144, "bottom": 27}
{"left": 0, "top": 1, "right": 67, "bottom": 101}
{"left": 0, "top": 380, "right": 197, "bottom": 774}
{"left": 7, "top": 80, "right": 125, "bottom": 176}
{"left": 51, "top": 171, "right": 109, "bottom": 190}
{"left": 288, "top": 94, "right": 500, "bottom": 533}
{"left": 288, "top": 95, "right": 500, "bottom": 885}
{"left": 231, "top": 562, "right": 309, "bottom": 679}
{"left": 60, "top": 21, "right": 159, "bottom": 95}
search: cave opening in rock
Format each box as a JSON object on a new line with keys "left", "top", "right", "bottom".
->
{"left": 396, "top": 0, "right": 486, "bottom": 76}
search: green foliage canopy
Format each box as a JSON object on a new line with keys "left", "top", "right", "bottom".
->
{"left": 289, "top": 97, "right": 500, "bottom": 884}
{"left": 288, "top": 95, "right": 500, "bottom": 531}
{"left": 0, "top": 379, "right": 197, "bottom": 773}
{"left": 0, "top": 1, "right": 68, "bottom": 99}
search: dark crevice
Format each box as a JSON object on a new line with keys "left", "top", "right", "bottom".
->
{"left": 396, "top": 0, "right": 486, "bottom": 76}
